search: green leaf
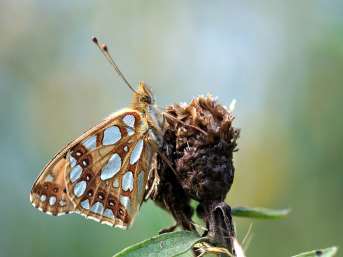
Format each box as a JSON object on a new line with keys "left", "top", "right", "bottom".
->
{"left": 231, "top": 206, "right": 290, "bottom": 219}
{"left": 113, "top": 231, "right": 202, "bottom": 257}
{"left": 291, "top": 246, "right": 338, "bottom": 257}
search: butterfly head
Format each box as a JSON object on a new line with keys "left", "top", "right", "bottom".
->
{"left": 137, "top": 81, "right": 154, "bottom": 105}
{"left": 131, "top": 81, "right": 155, "bottom": 114}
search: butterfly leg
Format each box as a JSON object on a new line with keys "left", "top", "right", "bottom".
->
{"left": 144, "top": 155, "right": 160, "bottom": 200}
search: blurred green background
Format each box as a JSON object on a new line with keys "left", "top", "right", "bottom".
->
{"left": 0, "top": 1, "right": 342, "bottom": 257}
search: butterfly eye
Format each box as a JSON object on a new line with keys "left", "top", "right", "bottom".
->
{"left": 140, "top": 95, "right": 152, "bottom": 104}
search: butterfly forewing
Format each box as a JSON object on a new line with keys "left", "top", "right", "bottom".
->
{"left": 30, "top": 109, "right": 153, "bottom": 228}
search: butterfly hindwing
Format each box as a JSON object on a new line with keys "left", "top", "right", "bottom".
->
{"left": 65, "top": 136, "right": 152, "bottom": 228}
{"left": 30, "top": 109, "right": 152, "bottom": 228}
{"left": 30, "top": 157, "right": 74, "bottom": 216}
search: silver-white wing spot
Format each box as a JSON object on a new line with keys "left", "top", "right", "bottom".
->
{"left": 49, "top": 196, "right": 56, "bottom": 206}
{"left": 82, "top": 135, "right": 97, "bottom": 150}
{"left": 74, "top": 181, "right": 87, "bottom": 197}
{"left": 104, "top": 209, "right": 114, "bottom": 219}
{"left": 90, "top": 202, "right": 104, "bottom": 214}
{"left": 130, "top": 139, "right": 144, "bottom": 165}
{"left": 70, "top": 165, "right": 82, "bottom": 183}
{"left": 127, "top": 128, "right": 135, "bottom": 136}
{"left": 100, "top": 153, "right": 122, "bottom": 180}
{"left": 81, "top": 199, "right": 90, "bottom": 209}
{"left": 123, "top": 114, "right": 135, "bottom": 128}
{"left": 45, "top": 174, "right": 54, "bottom": 182}
{"left": 103, "top": 126, "right": 121, "bottom": 145}
{"left": 122, "top": 171, "right": 134, "bottom": 192}
{"left": 120, "top": 195, "right": 130, "bottom": 210}
{"left": 113, "top": 178, "right": 119, "bottom": 188}
{"left": 123, "top": 114, "right": 136, "bottom": 136}
{"left": 68, "top": 155, "right": 77, "bottom": 168}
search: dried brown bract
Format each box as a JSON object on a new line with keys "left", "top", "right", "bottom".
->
{"left": 150, "top": 95, "right": 240, "bottom": 254}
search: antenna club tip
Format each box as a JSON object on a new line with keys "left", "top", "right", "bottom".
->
{"left": 101, "top": 44, "right": 108, "bottom": 52}
{"left": 91, "top": 36, "right": 98, "bottom": 44}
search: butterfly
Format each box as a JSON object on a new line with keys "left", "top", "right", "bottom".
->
{"left": 30, "top": 37, "right": 166, "bottom": 229}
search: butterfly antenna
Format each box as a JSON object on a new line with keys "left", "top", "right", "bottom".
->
{"left": 92, "top": 36, "right": 138, "bottom": 94}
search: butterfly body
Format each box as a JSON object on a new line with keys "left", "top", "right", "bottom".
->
{"left": 30, "top": 82, "right": 163, "bottom": 229}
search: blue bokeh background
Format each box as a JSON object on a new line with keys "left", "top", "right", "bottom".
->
{"left": 0, "top": 1, "right": 342, "bottom": 256}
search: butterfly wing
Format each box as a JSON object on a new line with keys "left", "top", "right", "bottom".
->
{"left": 30, "top": 156, "right": 74, "bottom": 216}
{"left": 65, "top": 131, "right": 153, "bottom": 228}
{"left": 30, "top": 109, "right": 153, "bottom": 228}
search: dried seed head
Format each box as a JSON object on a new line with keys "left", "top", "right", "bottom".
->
{"left": 163, "top": 95, "right": 240, "bottom": 202}
{"left": 152, "top": 95, "right": 239, "bottom": 253}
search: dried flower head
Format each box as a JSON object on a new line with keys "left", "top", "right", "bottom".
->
{"left": 150, "top": 95, "right": 239, "bottom": 253}
{"left": 166, "top": 95, "right": 239, "bottom": 202}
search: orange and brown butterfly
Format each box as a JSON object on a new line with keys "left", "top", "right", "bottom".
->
{"left": 30, "top": 37, "right": 165, "bottom": 229}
